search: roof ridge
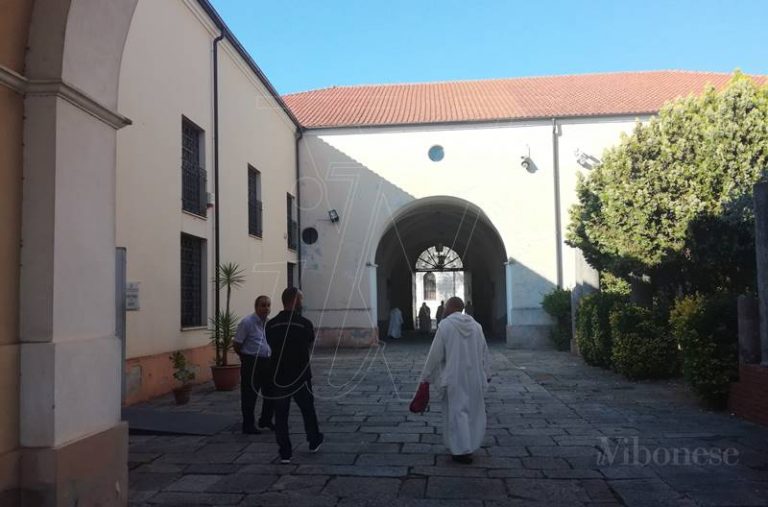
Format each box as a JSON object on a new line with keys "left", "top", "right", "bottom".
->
{"left": 283, "top": 70, "right": 742, "bottom": 97}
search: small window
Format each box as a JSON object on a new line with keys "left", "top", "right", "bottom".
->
{"left": 181, "top": 118, "right": 207, "bottom": 216}
{"left": 287, "top": 194, "right": 298, "bottom": 250}
{"left": 248, "top": 166, "right": 262, "bottom": 237}
{"left": 181, "top": 233, "right": 206, "bottom": 327}
{"left": 423, "top": 272, "right": 436, "bottom": 300}
{"left": 287, "top": 262, "right": 296, "bottom": 288}
{"left": 428, "top": 145, "right": 444, "bottom": 162}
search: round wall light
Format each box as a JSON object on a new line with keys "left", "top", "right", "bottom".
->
{"left": 302, "top": 227, "right": 318, "bottom": 245}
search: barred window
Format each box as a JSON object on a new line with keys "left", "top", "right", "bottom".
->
{"left": 423, "top": 272, "right": 436, "bottom": 300}
{"left": 248, "top": 166, "right": 263, "bottom": 237}
{"left": 287, "top": 262, "right": 295, "bottom": 288}
{"left": 287, "top": 193, "right": 298, "bottom": 250}
{"left": 181, "top": 234, "right": 206, "bottom": 327}
{"left": 182, "top": 118, "right": 207, "bottom": 216}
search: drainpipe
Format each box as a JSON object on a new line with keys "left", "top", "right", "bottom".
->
{"left": 213, "top": 33, "right": 224, "bottom": 316}
{"left": 552, "top": 118, "right": 564, "bottom": 288}
{"left": 295, "top": 128, "right": 303, "bottom": 288}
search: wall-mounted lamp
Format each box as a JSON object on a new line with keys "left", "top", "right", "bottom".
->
{"left": 328, "top": 209, "right": 340, "bottom": 223}
{"left": 521, "top": 145, "right": 535, "bottom": 173}
{"left": 574, "top": 149, "right": 601, "bottom": 170}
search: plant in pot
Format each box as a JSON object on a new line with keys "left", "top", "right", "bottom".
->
{"left": 209, "top": 262, "right": 245, "bottom": 391}
{"left": 169, "top": 350, "right": 195, "bottom": 405}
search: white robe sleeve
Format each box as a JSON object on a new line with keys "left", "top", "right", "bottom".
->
{"left": 420, "top": 329, "right": 445, "bottom": 384}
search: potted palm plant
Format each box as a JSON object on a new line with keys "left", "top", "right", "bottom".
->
{"left": 169, "top": 350, "right": 195, "bottom": 405}
{"left": 210, "top": 262, "right": 245, "bottom": 390}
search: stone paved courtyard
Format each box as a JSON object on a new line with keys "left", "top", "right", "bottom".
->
{"left": 129, "top": 336, "right": 768, "bottom": 506}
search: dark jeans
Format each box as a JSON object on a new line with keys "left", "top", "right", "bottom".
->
{"left": 273, "top": 380, "right": 322, "bottom": 459}
{"left": 240, "top": 355, "right": 274, "bottom": 429}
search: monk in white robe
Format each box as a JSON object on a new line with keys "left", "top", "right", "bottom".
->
{"left": 387, "top": 307, "right": 403, "bottom": 339}
{"left": 420, "top": 297, "right": 490, "bottom": 464}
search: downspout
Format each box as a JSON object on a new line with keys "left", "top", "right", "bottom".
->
{"left": 213, "top": 33, "right": 224, "bottom": 317}
{"left": 295, "top": 128, "right": 304, "bottom": 288}
{"left": 552, "top": 118, "right": 564, "bottom": 288}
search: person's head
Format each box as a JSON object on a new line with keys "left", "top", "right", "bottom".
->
{"left": 444, "top": 297, "right": 465, "bottom": 317}
{"left": 254, "top": 295, "right": 271, "bottom": 320}
{"left": 440, "top": 300, "right": 444, "bottom": 305}
{"left": 281, "top": 287, "right": 303, "bottom": 312}
{"left": 422, "top": 302, "right": 427, "bottom": 307}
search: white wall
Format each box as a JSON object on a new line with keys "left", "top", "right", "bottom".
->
{"left": 117, "top": 0, "right": 297, "bottom": 359}
{"left": 299, "top": 117, "right": 646, "bottom": 336}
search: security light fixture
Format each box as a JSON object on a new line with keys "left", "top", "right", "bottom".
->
{"left": 328, "top": 209, "right": 340, "bottom": 223}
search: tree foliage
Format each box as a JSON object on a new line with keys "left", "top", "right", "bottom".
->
{"left": 567, "top": 73, "right": 768, "bottom": 295}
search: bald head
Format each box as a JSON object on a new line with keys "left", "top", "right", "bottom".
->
{"left": 444, "top": 297, "right": 465, "bottom": 317}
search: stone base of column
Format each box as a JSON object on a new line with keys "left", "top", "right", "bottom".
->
{"left": 0, "top": 448, "right": 20, "bottom": 505}
{"left": 20, "top": 422, "right": 128, "bottom": 507}
{"left": 315, "top": 328, "right": 379, "bottom": 348}
{"left": 506, "top": 324, "right": 555, "bottom": 350}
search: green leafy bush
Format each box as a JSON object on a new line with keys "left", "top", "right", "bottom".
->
{"left": 611, "top": 303, "right": 679, "bottom": 380}
{"left": 670, "top": 294, "right": 738, "bottom": 409}
{"left": 542, "top": 288, "right": 572, "bottom": 351}
{"left": 575, "top": 292, "right": 625, "bottom": 368}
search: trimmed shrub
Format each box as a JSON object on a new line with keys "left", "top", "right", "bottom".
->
{"left": 542, "top": 288, "right": 572, "bottom": 351}
{"left": 576, "top": 292, "right": 625, "bottom": 368}
{"left": 670, "top": 294, "right": 738, "bottom": 409}
{"left": 611, "top": 303, "right": 679, "bottom": 380}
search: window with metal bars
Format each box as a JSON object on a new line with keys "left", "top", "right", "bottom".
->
{"left": 181, "top": 234, "right": 205, "bottom": 327}
{"left": 423, "top": 272, "right": 437, "bottom": 300}
{"left": 248, "top": 166, "right": 263, "bottom": 237}
{"left": 182, "top": 118, "right": 207, "bottom": 216}
{"left": 287, "top": 193, "right": 298, "bottom": 250}
{"left": 287, "top": 262, "right": 295, "bottom": 288}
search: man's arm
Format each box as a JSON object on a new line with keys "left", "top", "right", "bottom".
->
{"left": 420, "top": 328, "right": 445, "bottom": 384}
{"left": 233, "top": 319, "right": 247, "bottom": 356}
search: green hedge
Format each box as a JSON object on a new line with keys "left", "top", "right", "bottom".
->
{"left": 610, "top": 303, "right": 679, "bottom": 380}
{"left": 670, "top": 294, "right": 738, "bottom": 409}
{"left": 541, "top": 288, "right": 572, "bottom": 351}
{"left": 575, "top": 292, "right": 625, "bottom": 368}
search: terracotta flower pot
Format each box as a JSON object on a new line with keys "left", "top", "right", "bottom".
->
{"left": 211, "top": 364, "right": 240, "bottom": 391}
{"left": 173, "top": 385, "right": 191, "bottom": 405}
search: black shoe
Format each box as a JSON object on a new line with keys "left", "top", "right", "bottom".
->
{"left": 242, "top": 426, "right": 261, "bottom": 435}
{"left": 258, "top": 420, "right": 275, "bottom": 431}
{"left": 451, "top": 454, "right": 473, "bottom": 464}
{"left": 308, "top": 434, "right": 324, "bottom": 453}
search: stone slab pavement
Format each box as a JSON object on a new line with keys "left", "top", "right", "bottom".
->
{"left": 129, "top": 335, "right": 768, "bottom": 506}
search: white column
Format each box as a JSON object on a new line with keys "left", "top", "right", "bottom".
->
{"left": 367, "top": 263, "right": 378, "bottom": 330}
{"left": 505, "top": 261, "right": 514, "bottom": 326}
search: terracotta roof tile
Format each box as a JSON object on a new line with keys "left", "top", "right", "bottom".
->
{"left": 283, "top": 71, "right": 766, "bottom": 128}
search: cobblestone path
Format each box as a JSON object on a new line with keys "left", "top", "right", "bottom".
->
{"left": 129, "top": 336, "right": 768, "bottom": 506}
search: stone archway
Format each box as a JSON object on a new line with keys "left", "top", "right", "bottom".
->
{"left": 374, "top": 196, "right": 508, "bottom": 339}
{"left": 1, "top": 0, "right": 138, "bottom": 504}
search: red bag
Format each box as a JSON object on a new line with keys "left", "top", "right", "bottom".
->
{"left": 409, "top": 381, "right": 430, "bottom": 413}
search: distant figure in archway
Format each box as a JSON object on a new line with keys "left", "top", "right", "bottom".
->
{"left": 387, "top": 307, "right": 403, "bottom": 339}
{"left": 435, "top": 301, "right": 445, "bottom": 327}
{"left": 418, "top": 297, "right": 490, "bottom": 464}
{"left": 418, "top": 302, "right": 431, "bottom": 334}
{"left": 465, "top": 300, "right": 473, "bottom": 316}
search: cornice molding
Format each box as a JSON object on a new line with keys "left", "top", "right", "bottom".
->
{"left": 0, "top": 64, "right": 131, "bottom": 130}
{"left": 0, "top": 64, "right": 27, "bottom": 94}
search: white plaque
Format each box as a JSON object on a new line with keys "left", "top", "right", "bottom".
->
{"left": 126, "top": 282, "right": 140, "bottom": 311}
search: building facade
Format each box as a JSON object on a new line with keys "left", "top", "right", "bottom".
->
{"left": 116, "top": 0, "right": 300, "bottom": 404}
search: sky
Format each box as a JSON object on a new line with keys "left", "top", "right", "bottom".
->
{"left": 209, "top": 0, "right": 768, "bottom": 95}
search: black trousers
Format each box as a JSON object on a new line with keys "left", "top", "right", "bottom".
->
{"left": 273, "top": 380, "right": 322, "bottom": 459}
{"left": 240, "top": 355, "right": 274, "bottom": 429}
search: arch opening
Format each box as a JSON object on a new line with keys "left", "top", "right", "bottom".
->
{"left": 374, "top": 196, "right": 507, "bottom": 340}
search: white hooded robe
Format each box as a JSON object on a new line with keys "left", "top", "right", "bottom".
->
{"left": 420, "top": 312, "right": 491, "bottom": 455}
{"left": 387, "top": 307, "right": 404, "bottom": 339}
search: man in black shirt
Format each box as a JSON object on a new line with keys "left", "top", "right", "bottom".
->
{"left": 265, "top": 287, "right": 323, "bottom": 463}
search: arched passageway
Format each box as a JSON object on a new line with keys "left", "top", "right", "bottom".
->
{"left": 375, "top": 196, "right": 507, "bottom": 339}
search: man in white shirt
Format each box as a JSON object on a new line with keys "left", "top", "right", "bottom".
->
{"left": 420, "top": 297, "right": 490, "bottom": 464}
{"left": 233, "top": 295, "right": 274, "bottom": 434}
